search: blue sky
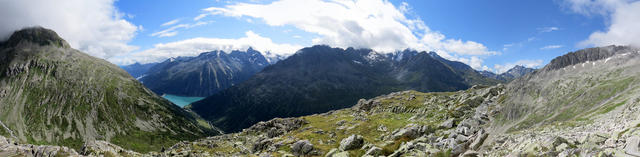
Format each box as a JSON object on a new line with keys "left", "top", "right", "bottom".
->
{"left": 111, "top": 0, "right": 608, "bottom": 72}
{"left": 2, "top": 0, "right": 638, "bottom": 73}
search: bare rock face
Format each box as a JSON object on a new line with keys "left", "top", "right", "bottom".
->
{"left": 542, "top": 45, "right": 637, "bottom": 71}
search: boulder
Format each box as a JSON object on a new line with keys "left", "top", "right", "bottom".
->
{"left": 247, "top": 118, "right": 308, "bottom": 137}
{"left": 354, "top": 99, "right": 380, "bottom": 111}
{"left": 81, "top": 140, "right": 140, "bottom": 156}
{"left": 252, "top": 138, "right": 273, "bottom": 153}
{"left": 582, "top": 133, "right": 608, "bottom": 145}
{"left": 332, "top": 151, "right": 350, "bottom": 157}
{"left": 440, "top": 118, "right": 455, "bottom": 129}
{"left": 339, "top": 134, "right": 364, "bottom": 151}
{"left": 391, "top": 124, "right": 422, "bottom": 140}
{"left": 625, "top": 136, "right": 640, "bottom": 156}
{"left": 365, "top": 146, "right": 382, "bottom": 156}
{"left": 469, "top": 130, "right": 488, "bottom": 150}
{"left": 336, "top": 120, "right": 347, "bottom": 126}
{"left": 291, "top": 140, "right": 314, "bottom": 156}
{"left": 377, "top": 125, "right": 388, "bottom": 132}
{"left": 462, "top": 150, "right": 480, "bottom": 157}
{"left": 325, "top": 148, "right": 339, "bottom": 157}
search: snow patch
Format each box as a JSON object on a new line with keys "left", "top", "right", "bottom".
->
{"left": 365, "top": 52, "right": 385, "bottom": 62}
{"left": 136, "top": 74, "right": 146, "bottom": 80}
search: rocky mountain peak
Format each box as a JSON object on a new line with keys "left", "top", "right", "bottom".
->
{"left": 3, "top": 27, "right": 70, "bottom": 48}
{"left": 504, "top": 65, "right": 535, "bottom": 77}
{"left": 541, "top": 45, "right": 637, "bottom": 71}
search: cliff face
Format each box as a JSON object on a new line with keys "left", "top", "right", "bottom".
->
{"left": 541, "top": 45, "right": 634, "bottom": 71}
{"left": 0, "top": 27, "right": 215, "bottom": 153}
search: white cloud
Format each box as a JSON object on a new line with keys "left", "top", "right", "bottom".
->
{"left": 564, "top": 0, "right": 640, "bottom": 47}
{"left": 198, "top": 0, "right": 498, "bottom": 69}
{"left": 151, "top": 21, "right": 211, "bottom": 37}
{"left": 110, "top": 31, "right": 302, "bottom": 65}
{"left": 161, "top": 19, "right": 181, "bottom": 26}
{"left": 540, "top": 45, "right": 564, "bottom": 50}
{"left": 562, "top": 0, "right": 627, "bottom": 16}
{"left": 0, "top": 0, "right": 140, "bottom": 59}
{"left": 493, "top": 59, "right": 543, "bottom": 73}
{"left": 194, "top": 14, "right": 208, "bottom": 21}
{"left": 502, "top": 36, "right": 537, "bottom": 52}
{"left": 538, "top": 27, "right": 560, "bottom": 33}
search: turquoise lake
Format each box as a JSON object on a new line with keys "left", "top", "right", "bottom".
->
{"left": 162, "top": 94, "right": 205, "bottom": 107}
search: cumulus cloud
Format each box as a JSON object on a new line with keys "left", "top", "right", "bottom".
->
{"left": 493, "top": 59, "right": 543, "bottom": 73}
{"left": 564, "top": 0, "right": 640, "bottom": 47}
{"left": 197, "top": 0, "right": 498, "bottom": 69}
{"left": 540, "top": 45, "right": 564, "bottom": 50}
{"left": 110, "top": 31, "right": 302, "bottom": 65}
{"left": 0, "top": 0, "right": 140, "bottom": 59}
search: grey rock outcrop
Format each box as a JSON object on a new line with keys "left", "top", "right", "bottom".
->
{"left": 246, "top": 118, "right": 308, "bottom": 138}
{"left": 80, "top": 140, "right": 141, "bottom": 156}
{"left": 542, "top": 45, "right": 636, "bottom": 71}
{"left": 291, "top": 140, "right": 314, "bottom": 156}
{"left": 365, "top": 146, "right": 382, "bottom": 156}
{"left": 0, "top": 135, "right": 80, "bottom": 157}
{"left": 626, "top": 136, "right": 640, "bottom": 156}
{"left": 339, "top": 134, "right": 364, "bottom": 151}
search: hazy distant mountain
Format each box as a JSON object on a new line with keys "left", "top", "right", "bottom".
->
{"left": 480, "top": 65, "right": 536, "bottom": 81}
{"left": 139, "top": 48, "right": 270, "bottom": 97}
{"left": 0, "top": 27, "right": 214, "bottom": 152}
{"left": 190, "top": 45, "right": 502, "bottom": 132}
{"left": 120, "top": 62, "right": 158, "bottom": 79}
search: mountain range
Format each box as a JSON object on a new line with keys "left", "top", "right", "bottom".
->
{"left": 1, "top": 27, "right": 639, "bottom": 157}
{"left": 190, "top": 45, "right": 505, "bottom": 132}
{"left": 120, "top": 62, "right": 157, "bottom": 79}
{"left": 124, "top": 48, "right": 270, "bottom": 97}
{"left": 479, "top": 65, "right": 536, "bottom": 82}
{"left": 0, "top": 27, "right": 215, "bottom": 153}
{"left": 10, "top": 44, "right": 635, "bottom": 157}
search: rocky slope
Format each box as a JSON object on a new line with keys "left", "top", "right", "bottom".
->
{"left": 191, "top": 45, "right": 502, "bottom": 133}
{"left": 139, "top": 48, "right": 270, "bottom": 97}
{"left": 153, "top": 45, "right": 640, "bottom": 156}
{"left": 483, "top": 45, "right": 640, "bottom": 156}
{"left": 0, "top": 27, "right": 215, "bottom": 153}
